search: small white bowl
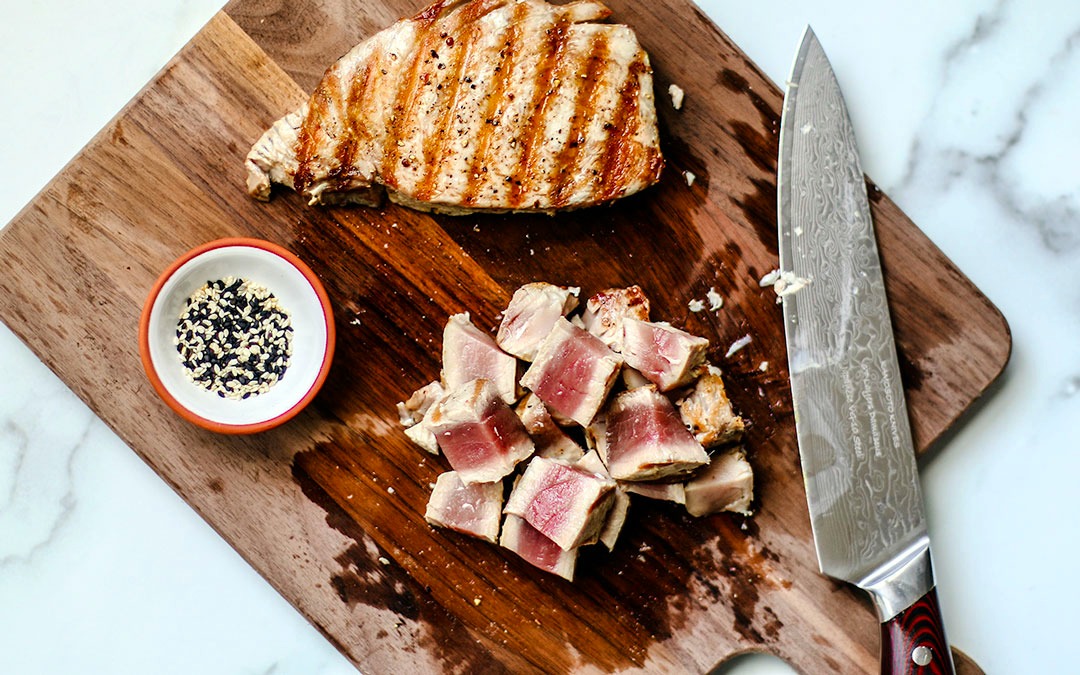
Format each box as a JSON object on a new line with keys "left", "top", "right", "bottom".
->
{"left": 139, "top": 238, "right": 335, "bottom": 434}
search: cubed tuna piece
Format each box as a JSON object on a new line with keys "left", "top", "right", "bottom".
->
{"left": 496, "top": 283, "right": 579, "bottom": 361}
{"left": 424, "top": 471, "right": 504, "bottom": 543}
{"left": 623, "top": 481, "right": 686, "bottom": 504}
{"left": 575, "top": 451, "right": 630, "bottom": 550}
{"left": 519, "top": 318, "right": 622, "bottom": 427}
{"left": 574, "top": 449, "right": 608, "bottom": 476}
{"left": 584, "top": 413, "right": 609, "bottom": 466}
{"left": 427, "top": 379, "right": 535, "bottom": 484}
{"left": 396, "top": 380, "right": 444, "bottom": 427}
{"left": 398, "top": 381, "right": 445, "bottom": 454}
{"left": 515, "top": 393, "right": 585, "bottom": 462}
{"left": 677, "top": 371, "right": 745, "bottom": 448}
{"left": 621, "top": 318, "right": 709, "bottom": 392}
{"left": 581, "top": 285, "right": 651, "bottom": 352}
{"left": 403, "top": 406, "right": 440, "bottom": 455}
{"left": 605, "top": 386, "right": 709, "bottom": 481}
{"left": 505, "top": 456, "right": 616, "bottom": 550}
{"left": 684, "top": 448, "right": 754, "bottom": 516}
{"left": 500, "top": 514, "right": 577, "bottom": 581}
{"left": 442, "top": 313, "right": 519, "bottom": 405}
{"left": 621, "top": 365, "right": 652, "bottom": 389}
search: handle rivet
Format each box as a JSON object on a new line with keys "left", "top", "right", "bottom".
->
{"left": 911, "top": 645, "right": 932, "bottom": 666}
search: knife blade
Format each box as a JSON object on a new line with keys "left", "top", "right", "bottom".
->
{"left": 777, "top": 27, "right": 955, "bottom": 674}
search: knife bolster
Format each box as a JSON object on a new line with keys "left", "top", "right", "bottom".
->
{"left": 858, "top": 535, "right": 935, "bottom": 622}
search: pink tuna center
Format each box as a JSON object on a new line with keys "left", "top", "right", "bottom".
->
{"left": 442, "top": 482, "right": 492, "bottom": 533}
{"left": 459, "top": 339, "right": 506, "bottom": 382}
{"left": 516, "top": 519, "right": 567, "bottom": 571}
{"left": 607, "top": 395, "right": 694, "bottom": 464}
{"left": 533, "top": 338, "right": 605, "bottom": 419}
{"left": 439, "top": 403, "right": 525, "bottom": 473}
{"left": 636, "top": 327, "right": 680, "bottom": 381}
{"left": 524, "top": 466, "right": 586, "bottom": 539}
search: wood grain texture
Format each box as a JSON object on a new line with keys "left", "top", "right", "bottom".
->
{"left": 0, "top": 1, "right": 1007, "bottom": 673}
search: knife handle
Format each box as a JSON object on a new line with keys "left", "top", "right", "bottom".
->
{"left": 881, "top": 587, "right": 954, "bottom": 675}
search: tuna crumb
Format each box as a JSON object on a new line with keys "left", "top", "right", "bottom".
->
{"left": 473, "top": 597, "right": 482, "bottom": 606}
{"left": 725, "top": 334, "right": 752, "bottom": 358}
{"left": 668, "top": 83, "right": 685, "bottom": 110}
{"left": 683, "top": 170, "right": 696, "bottom": 186}
{"left": 378, "top": 556, "right": 391, "bottom": 565}
{"left": 688, "top": 298, "right": 705, "bottom": 312}
{"left": 760, "top": 268, "right": 812, "bottom": 303}
{"left": 706, "top": 288, "right": 723, "bottom": 311}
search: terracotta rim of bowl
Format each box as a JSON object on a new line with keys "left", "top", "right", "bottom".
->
{"left": 138, "top": 237, "right": 336, "bottom": 434}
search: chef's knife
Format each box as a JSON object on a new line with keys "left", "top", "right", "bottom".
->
{"left": 777, "top": 27, "right": 955, "bottom": 675}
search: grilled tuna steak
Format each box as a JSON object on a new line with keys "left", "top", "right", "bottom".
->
{"left": 574, "top": 450, "right": 628, "bottom": 550}
{"left": 581, "top": 285, "right": 650, "bottom": 352}
{"left": 622, "top": 318, "right": 709, "bottom": 391}
{"left": 515, "top": 392, "right": 586, "bottom": 461}
{"left": 246, "top": 0, "right": 664, "bottom": 213}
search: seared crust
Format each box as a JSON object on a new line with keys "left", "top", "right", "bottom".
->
{"left": 245, "top": 0, "right": 663, "bottom": 213}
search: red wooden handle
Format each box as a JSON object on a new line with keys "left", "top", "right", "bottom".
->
{"left": 881, "top": 587, "right": 955, "bottom": 675}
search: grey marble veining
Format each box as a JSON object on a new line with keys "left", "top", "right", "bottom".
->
{"left": 896, "top": 0, "right": 1080, "bottom": 255}
{"left": 0, "top": 329, "right": 92, "bottom": 568}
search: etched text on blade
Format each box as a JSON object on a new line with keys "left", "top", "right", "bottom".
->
{"left": 784, "top": 35, "right": 926, "bottom": 584}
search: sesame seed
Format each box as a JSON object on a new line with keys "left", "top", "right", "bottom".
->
{"left": 175, "top": 276, "right": 292, "bottom": 400}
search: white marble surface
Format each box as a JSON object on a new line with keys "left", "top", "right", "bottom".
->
{"left": 1, "top": 1, "right": 1077, "bottom": 673}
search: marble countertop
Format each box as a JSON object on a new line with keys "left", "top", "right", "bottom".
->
{"left": 1, "top": 1, "right": 1076, "bottom": 673}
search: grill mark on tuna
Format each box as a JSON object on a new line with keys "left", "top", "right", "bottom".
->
{"left": 329, "top": 59, "right": 375, "bottom": 189}
{"left": 386, "top": 0, "right": 505, "bottom": 192}
{"left": 412, "top": 35, "right": 471, "bottom": 201}
{"left": 510, "top": 16, "right": 571, "bottom": 208}
{"left": 597, "top": 57, "right": 646, "bottom": 202}
{"left": 381, "top": 24, "right": 445, "bottom": 188}
{"left": 411, "top": 0, "right": 505, "bottom": 202}
{"left": 294, "top": 70, "right": 342, "bottom": 193}
{"left": 550, "top": 34, "right": 609, "bottom": 207}
{"left": 460, "top": 1, "right": 527, "bottom": 206}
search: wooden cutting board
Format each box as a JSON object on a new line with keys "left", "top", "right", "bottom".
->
{"left": 0, "top": 0, "right": 1007, "bottom": 672}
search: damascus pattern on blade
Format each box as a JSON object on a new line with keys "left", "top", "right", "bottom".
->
{"left": 777, "top": 28, "right": 927, "bottom": 590}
